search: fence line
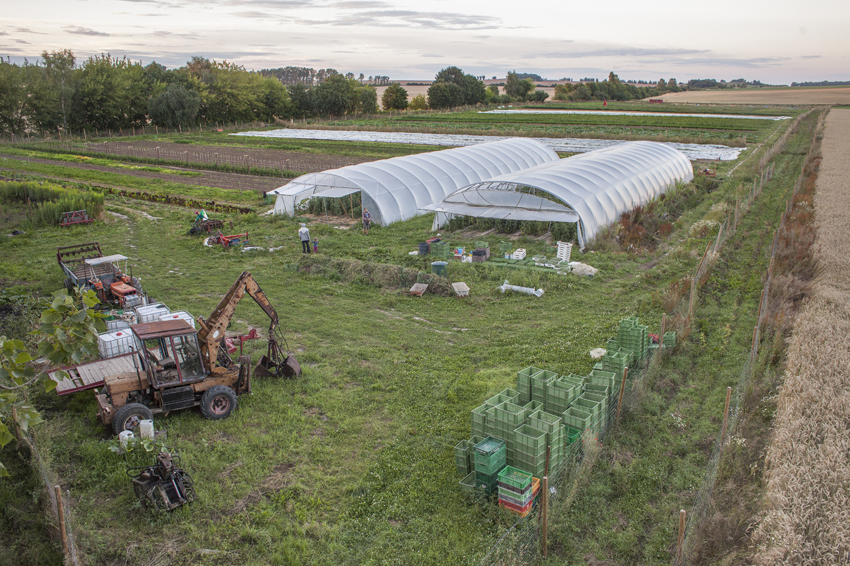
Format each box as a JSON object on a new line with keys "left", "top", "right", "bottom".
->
{"left": 674, "top": 108, "right": 826, "bottom": 565}
{"left": 15, "top": 425, "right": 80, "bottom": 566}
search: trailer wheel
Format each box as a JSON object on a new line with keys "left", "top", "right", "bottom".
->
{"left": 200, "top": 385, "right": 237, "bottom": 420}
{"left": 112, "top": 403, "right": 153, "bottom": 435}
{"left": 64, "top": 278, "right": 74, "bottom": 292}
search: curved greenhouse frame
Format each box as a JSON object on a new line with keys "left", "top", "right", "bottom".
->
{"left": 270, "top": 138, "right": 559, "bottom": 226}
{"left": 421, "top": 141, "right": 694, "bottom": 248}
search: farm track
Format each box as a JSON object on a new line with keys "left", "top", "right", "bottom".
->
{"left": 752, "top": 109, "right": 850, "bottom": 564}
{"left": 0, "top": 150, "right": 288, "bottom": 193}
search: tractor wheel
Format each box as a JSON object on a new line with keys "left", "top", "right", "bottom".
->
{"left": 200, "top": 385, "right": 237, "bottom": 420}
{"left": 112, "top": 403, "right": 153, "bottom": 435}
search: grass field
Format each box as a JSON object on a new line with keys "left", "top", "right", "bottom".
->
{"left": 0, "top": 105, "right": 821, "bottom": 565}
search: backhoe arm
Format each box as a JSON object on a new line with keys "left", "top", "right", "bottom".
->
{"left": 196, "top": 271, "right": 279, "bottom": 374}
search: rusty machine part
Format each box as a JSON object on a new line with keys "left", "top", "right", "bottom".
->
{"left": 255, "top": 329, "right": 301, "bottom": 379}
{"left": 128, "top": 452, "right": 196, "bottom": 511}
{"left": 208, "top": 230, "right": 249, "bottom": 248}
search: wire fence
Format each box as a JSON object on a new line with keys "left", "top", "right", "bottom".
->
{"left": 15, "top": 424, "right": 80, "bottom": 566}
{"left": 475, "top": 113, "right": 807, "bottom": 566}
{"left": 674, "top": 109, "right": 825, "bottom": 565}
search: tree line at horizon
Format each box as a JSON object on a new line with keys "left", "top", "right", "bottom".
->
{"left": 1, "top": 49, "right": 740, "bottom": 137}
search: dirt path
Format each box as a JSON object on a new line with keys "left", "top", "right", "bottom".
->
{"left": 0, "top": 151, "right": 288, "bottom": 193}
{"left": 752, "top": 109, "right": 850, "bottom": 564}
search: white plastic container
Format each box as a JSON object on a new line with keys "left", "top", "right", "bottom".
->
{"left": 119, "top": 430, "right": 134, "bottom": 449}
{"left": 512, "top": 248, "right": 527, "bottom": 260}
{"left": 135, "top": 303, "right": 170, "bottom": 324}
{"left": 139, "top": 420, "right": 154, "bottom": 440}
{"left": 556, "top": 241, "right": 573, "bottom": 263}
{"left": 106, "top": 318, "right": 131, "bottom": 332}
{"left": 98, "top": 330, "right": 135, "bottom": 359}
{"left": 160, "top": 310, "right": 196, "bottom": 329}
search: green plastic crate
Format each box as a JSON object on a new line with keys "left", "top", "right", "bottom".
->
{"left": 492, "top": 402, "right": 530, "bottom": 427}
{"left": 514, "top": 424, "right": 547, "bottom": 454}
{"left": 474, "top": 437, "right": 507, "bottom": 475}
{"left": 497, "top": 465, "right": 533, "bottom": 490}
{"left": 663, "top": 331, "right": 676, "bottom": 348}
{"left": 563, "top": 406, "right": 593, "bottom": 431}
{"left": 454, "top": 439, "right": 471, "bottom": 476}
{"left": 471, "top": 404, "right": 488, "bottom": 438}
{"left": 565, "top": 426, "right": 582, "bottom": 445}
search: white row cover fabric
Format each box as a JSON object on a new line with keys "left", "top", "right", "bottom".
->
{"left": 271, "top": 138, "right": 558, "bottom": 225}
{"left": 422, "top": 141, "right": 694, "bottom": 249}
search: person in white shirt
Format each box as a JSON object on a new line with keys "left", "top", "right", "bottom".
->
{"left": 298, "top": 223, "right": 311, "bottom": 253}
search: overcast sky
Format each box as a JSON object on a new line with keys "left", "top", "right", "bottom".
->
{"left": 2, "top": 0, "right": 847, "bottom": 84}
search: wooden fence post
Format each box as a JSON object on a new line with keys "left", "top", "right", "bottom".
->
{"left": 676, "top": 509, "right": 686, "bottom": 565}
{"left": 660, "top": 313, "right": 667, "bottom": 347}
{"left": 55, "top": 486, "right": 69, "bottom": 559}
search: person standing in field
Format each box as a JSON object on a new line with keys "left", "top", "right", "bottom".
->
{"left": 298, "top": 223, "right": 311, "bottom": 253}
{"left": 362, "top": 208, "right": 371, "bottom": 235}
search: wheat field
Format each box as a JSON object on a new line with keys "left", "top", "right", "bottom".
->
{"left": 660, "top": 87, "right": 850, "bottom": 105}
{"left": 752, "top": 109, "right": 850, "bottom": 564}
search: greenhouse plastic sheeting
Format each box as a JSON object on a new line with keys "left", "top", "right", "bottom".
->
{"left": 422, "top": 141, "right": 694, "bottom": 249}
{"left": 270, "top": 138, "right": 558, "bottom": 226}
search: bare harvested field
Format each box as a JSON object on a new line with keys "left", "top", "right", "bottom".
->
{"left": 659, "top": 87, "right": 850, "bottom": 105}
{"left": 752, "top": 109, "right": 850, "bottom": 564}
{"left": 101, "top": 140, "right": 372, "bottom": 171}
{"left": 0, "top": 150, "right": 288, "bottom": 193}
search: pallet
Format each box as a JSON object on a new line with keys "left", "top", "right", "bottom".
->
{"left": 50, "top": 353, "right": 138, "bottom": 395}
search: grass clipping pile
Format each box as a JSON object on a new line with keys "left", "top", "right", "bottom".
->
{"left": 297, "top": 255, "right": 453, "bottom": 296}
{"left": 752, "top": 109, "right": 850, "bottom": 564}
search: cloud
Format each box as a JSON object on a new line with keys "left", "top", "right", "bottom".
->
{"left": 331, "top": 1, "right": 389, "bottom": 7}
{"left": 232, "top": 10, "right": 274, "bottom": 18}
{"left": 222, "top": 0, "right": 310, "bottom": 6}
{"left": 329, "top": 10, "right": 503, "bottom": 30}
{"left": 800, "top": 55, "right": 821, "bottom": 60}
{"left": 675, "top": 56, "right": 791, "bottom": 68}
{"left": 64, "top": 26, "right": 111, "bottom": 36}
{"left": 13, "top": 27, "right": 47, "bottom": 35}
{"left": 537, "top": 47, "right": 706, "bottom": 58}
{"left": 151, "top": 30, "right": 198, "bottom": 38}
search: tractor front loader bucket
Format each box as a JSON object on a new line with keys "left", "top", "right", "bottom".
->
{"left": 255, "top": 337, "right": 301, "bottom": 378}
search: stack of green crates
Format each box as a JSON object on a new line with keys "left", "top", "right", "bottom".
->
{"left": 515, "top": 366, "right": 540, "bottom": 405}
{"left": 663, "top": 331, "right": 676, "bottom": 349}
{"left": 531, "top": 370, "right": 558, "bottom": 405}
{"left": 618, "top": 317, "right": 649, "bottom": 361}
{"left": 454, "top": 435, "right": 486, "bottom": 476}
{"left": 546, "top": 377, "right": 580, "bottom": 415}
{"left": 474, "top": 436, "right": 507, "bottom": 492}
{"left": 599, "top": 350, "right": 629, "bottom": 374}
{"left": 512, "top": 423, "right": 548, "bottom": 477}
{"left": 586, "top": 369, "right": 616, "bottom": 397}
{"left": 563, "top": 405, "right": 593, "bottom": 433}
{"left": 527, "top": 411, "right": 565, "bottom": 471}
{"left": 431, "top": 240, "right": 451, "bottom": 259}
{"left": 498, "top": 241, "right": 512, "bottom": 257}
{"left": 572, "top": 394, "right": 604, "bottom": 431}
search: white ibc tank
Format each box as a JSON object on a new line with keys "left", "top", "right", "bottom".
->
{"left": 98, "top": 330, "right": 134, "bottom": 359}
{"left": 135, "top": 303, "right": 170, "bottom": 324}
{"left": 160, "top": 311, "right": 196, "bottom": 329}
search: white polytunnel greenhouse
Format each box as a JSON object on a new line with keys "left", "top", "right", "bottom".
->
{"left": 269, "top": 138, "right": 559, "bottom": 226}
{"left": 420, "top": 141, "right": 694, "bottom": 249}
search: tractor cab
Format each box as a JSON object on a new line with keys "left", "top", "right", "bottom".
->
{"left": 131, "top": 320, "right": 206, "bottom": 389}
